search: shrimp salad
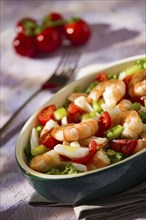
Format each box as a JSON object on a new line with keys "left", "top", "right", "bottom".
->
{"left": 25, "top": 58, "right": 146, "bottom": 175}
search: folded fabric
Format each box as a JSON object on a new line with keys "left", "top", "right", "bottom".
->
{"left": 74, "top": 181, "right": 146, "bottom": 220}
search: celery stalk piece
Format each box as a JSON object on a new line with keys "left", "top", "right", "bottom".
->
{"left": 54, "top": 107, "right": 67, "bottom": 120}
{"left": 31, "top": 145, "right": 48, "bottom": 156}
{"left": 130, "top": 102, "right": 141, "bottom": 111}
{"left": 106, "top": 125, "right": 124, "bottom": 140}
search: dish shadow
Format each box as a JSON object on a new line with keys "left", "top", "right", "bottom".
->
{"left": 35, "top": 23, "right": 140, "bottom": 59}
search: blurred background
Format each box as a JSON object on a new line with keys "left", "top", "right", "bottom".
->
{"left": 1, "top": 0, "right": 145, "bottom": 127}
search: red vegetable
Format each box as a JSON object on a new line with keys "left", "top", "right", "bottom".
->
{"left": 39, "top": 131, "right": 59, "bottom": 149}
{"left": 35, "top": 27, "right": 62, "bottom": 53}
{"left": 68, "top": 103, "right": 84, "bottom": 114}
{"left": 16, "top": 17, "right": 37, "bottom": 36}
{"left": 98, "top": 111, "right": 111, "bottom": 136}
{"left": 95, "top": 72, "right": 108, "bottom": 82}
{"left": 47, "top": 12, "right": 64, "bottom": 22}
{"left": 64, "top": 18, "right": 91, "bottom": 46}
{"left": 111, "top": 139, "right": 138, "bottom": 155}
{"left": 72, "top": 140, "right": 98, "bottom": 164}
{"left": 13, "top": 34, "right": 37, "bottom": 57}
{"left": 38, "top": 105, "right": 56, "bottom": 125}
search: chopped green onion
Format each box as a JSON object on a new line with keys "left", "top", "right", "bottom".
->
{"left": 85, "top": 81, "right": 98, "bottom": 94}
{"left": 107, "top": 149, "right": 123, "bottom": 164}
{"left": 92, "top": 100, "right": 103, "bottom": 113}
{"left": 31, "top": 145, "right": 48, "bottom": 156}
{"left": 54, "top": 107, "right": 67, "bottom": 120}
{"left": 106, "top": 125, "right": 124, "bottom": 140}
{"left": 139, "top": 111, "right": 146, "bottom": 124}
{"left": 130, "top": 102, "right": 141, "bottom": 111}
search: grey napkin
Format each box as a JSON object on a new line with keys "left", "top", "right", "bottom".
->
{"left": 29, "top": 181, "right": 146, "bottom": 220}
{"left": 74, "top": 181, "right": 146, "bottom": 220}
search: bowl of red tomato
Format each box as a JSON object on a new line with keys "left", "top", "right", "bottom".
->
{"left": 16, "top": 54, "right": 146, "bottom": 204}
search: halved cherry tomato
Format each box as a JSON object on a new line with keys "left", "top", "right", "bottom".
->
{"left": 95, "top": 72, "right": 108, "bottom": 82}
{"left": 123, "top": 75, "right": 133, "bottom": 87}
{"left": 38, "top": 105, "right": 56, "bottom": 125}
{"left": 111, "top": 139, "right": 138, "bottom": 155}
{"left": 39, "top": 131, "right": 59, "bottom": 149}
{"left": 98, "top": 111, "right": 111, "bottom": 131}
{"left": 68, "top": 103, "right": 84, "bottom": 114}
{"left": 71, "top": 140, "right": 98, "bottom": 164}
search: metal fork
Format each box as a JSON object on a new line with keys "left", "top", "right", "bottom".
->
{"left": 0, "top": 48, "right": 80, "bottom": 145}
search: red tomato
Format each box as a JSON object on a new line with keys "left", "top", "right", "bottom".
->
{"left": 39, "top": 131, "right": 59, "bottom": 149}
{"left": 72, "top": 140, "right": 98, "bottom": 164}
{"left": 95, "top": 72, "right": 108, "bottom": 82}
{"left": 38, "top": 105, "right": 56, "bottom": 125}
{"left": 98, "top": 112, "right": 111, "bottom": 131}
{"left": 13, "top": 33, "right": 37, "bottom": 57}
{"left": 64, "top": 18, "right": 91, "bottom": 46}
{"left": 48, "top": 12, "right": 63, "bottom": 22}
{"left": 111, "top": 139, "right": 138, "bottom": 155}
{"left": 123, "top": 75, "right": 133, "bottom": 87}
{"left": 35, "top": 27, "right": 62, "bottom": 53}
{"left": 16, "top": 17, "right": 37, "bottom": 36}
{"left": 68, "top": 103, "right": 84, "bottom": 114}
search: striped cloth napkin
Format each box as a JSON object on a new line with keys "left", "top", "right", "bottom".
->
{"left": 74, "top": 181, "right": 146, "bottom": 220}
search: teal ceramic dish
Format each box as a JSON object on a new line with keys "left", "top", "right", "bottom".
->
{"left": 16, "top": 54, "right": 146, "bottom": 205}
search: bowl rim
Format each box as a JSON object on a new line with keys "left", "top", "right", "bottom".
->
{"left": 16, "top": 54, "right": 146, "bottom": 180}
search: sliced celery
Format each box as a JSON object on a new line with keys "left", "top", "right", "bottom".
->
{"left": 54, "top": 107, "right": 67, "bottom": 120}
{"left": 130, "top": 102, "right": 141, "bottom": 111}
{"left": 92, "top": 100, "right": 103, "bottom": 113}
{"left": 125, "top": 64, "right": 142, "bottom": 76}
{"left": 107, "top": 149, "right": 123, "bottom": 164}
{"left": 85, "top": 81, "right": 98, "bottom": 94}
{"left": 31, "top": 145, "right": 48, "bottom": 156}
{"left": 106, "top": 125, "right": 124, "bottom": 140}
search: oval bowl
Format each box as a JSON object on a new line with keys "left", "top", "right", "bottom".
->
{"left": 16, "top": 54, "right": 146, "bottom": 205}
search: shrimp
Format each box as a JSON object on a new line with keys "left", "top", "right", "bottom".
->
{"left": 128, "top": 70, "right": 146, "bottom": 98}
{"left": 134, "top": 138, "right": 146, "bottom": 153}
{"left": 51, "top": 119, "right": 99, "bottom": 142}
{"left": 112, "top": 110, "right": 144, "bottom": 139}
{"left": 86, "top": 150, "right": 110, "bottom": 171}
{"left": 29, "top": 150, "right": 61, "bottom": 173}
{"left": 88, "top": 79, "right": 126, "bottom": 107}
{"left": 116, "top": 99, "right": 132, "bottom": 112}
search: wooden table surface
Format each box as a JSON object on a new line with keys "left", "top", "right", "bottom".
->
{"left": 0, "top": 1, "right": 146, "bottom": 219}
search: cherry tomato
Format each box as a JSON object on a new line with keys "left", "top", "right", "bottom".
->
{"left": 64, "top": 18, "right": 91, "bottom": 46}
{"left": 123, "top": 75, "right": 133, "bottom": 87}
{"left": 47, "top": 12, "right": 63, "bottom": 22}
{"left": 16, "top": 17, "right": 37, "bottom": 36}
{"left": 72, "top": 140, "right": 98, "bottom": 164}
{"left": 35, "top": 27, "right": 62, "bottom": 53}
{"left": 95, "top": 72, "right": 108, "bottom": 82}
{"left": 38, "top": 105, "right": 56, "bottom": 125}
{"left": 39, "top": 131, "right": 59, "bottom": 149}
{"left": 68, "top": 103, "right": 84, "bottom": 114}
{"left": 111, "top": 139, "right": 138, "bottom": 155}
{"left": 13, "top": 33, "right": 37, "bottom": 57}
{"left": 98, "top": 111, "right": 111, "bottom": 131}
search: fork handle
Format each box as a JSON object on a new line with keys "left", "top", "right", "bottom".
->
{"left": 0, "top": 87, "right": 41, "bottom": 140}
